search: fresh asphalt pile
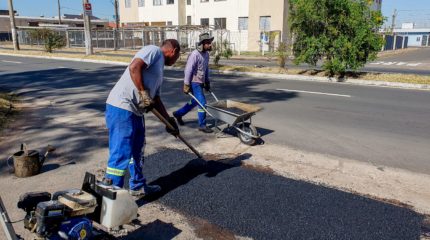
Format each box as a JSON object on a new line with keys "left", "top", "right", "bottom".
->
{"left": 139, "top": 148, "right": 423, "bottom": 240}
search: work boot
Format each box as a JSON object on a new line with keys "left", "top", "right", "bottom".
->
{"left": 198, "top": 126, "right": 213, "bottom": 133}
{"left": 173, "top": 111, "right": 185, "bottom": 126}
{"left": 129, "top": 184, "right": 161, "bottom": 197}
{"left": 100, "top": 177, "right": 113, "bottom": 186}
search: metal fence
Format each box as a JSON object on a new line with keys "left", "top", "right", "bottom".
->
{"left": 13, "top": 27, "right": 283, "bottom": 53}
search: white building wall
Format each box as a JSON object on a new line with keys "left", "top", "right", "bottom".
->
{"left": 407, "top": 35, "right": 424, "bottom": 47}
{"left": 138, "top": 1, "right": 180, "bottom": 25}
{"left": 185, "top": 0, "right": 249, "bottom": 31}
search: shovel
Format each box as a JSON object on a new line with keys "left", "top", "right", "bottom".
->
{"left": 150, "top": 108, "right": 203, "bottom": 159}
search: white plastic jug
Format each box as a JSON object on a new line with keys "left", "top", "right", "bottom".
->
{"left": 99, "top": 188, "right": 138, "bottom": 229}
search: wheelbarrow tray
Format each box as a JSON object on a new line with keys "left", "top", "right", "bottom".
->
{"left": 206, "top": 100, "right": 262, "bottom": 126}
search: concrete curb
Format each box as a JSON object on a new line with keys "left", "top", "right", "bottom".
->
{"left": 207, "top": 69, "right": 430, "bottom": 91}
{"left": 0, "top": 52, "right": 129, "bottom": 66}
{"left": 1, "top": 52, "right": 429, "bottom": 91}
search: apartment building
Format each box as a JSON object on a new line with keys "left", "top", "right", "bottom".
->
{"left": 119, "top": 0, "right": 382, "bottom": 51}
{"left": 119, "top": 0, "right": 285, "bottom": 51}
{"left": 120, "top": 0, "right": 248, "bottom": 29}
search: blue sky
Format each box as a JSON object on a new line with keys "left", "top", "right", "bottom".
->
{"left": 1, "top": 0, "right": 429, "bottom": 27}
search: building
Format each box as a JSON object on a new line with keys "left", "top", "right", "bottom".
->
{"left": 247, "top": 0, "right": 289, "bottom": 51}
{"left": 0, "top": 10, "right": 108, "bottom": 34}
{"left": 119, "top": 0, "right": 288, "bottom": 51}
{"left": 383, "top": 23, "right": 430, "bottom": 47}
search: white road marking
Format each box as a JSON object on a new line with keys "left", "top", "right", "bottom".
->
{"left": 1, "top": 60, "right": 22, "bottom": 64}
{"left": 370, "top": 61, "right": 423, "bottom": 67}
{"left": 406, "top": 63, "right": 422, "bottom": 67}
{"left": 277, "top": 89, "right": 352, "bottom": 98}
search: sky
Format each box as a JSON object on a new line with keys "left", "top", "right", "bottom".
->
{"left": 1, "top": 0, "right": 430, "bottom": 28}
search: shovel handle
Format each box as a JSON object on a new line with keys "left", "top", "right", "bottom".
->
{"left": 150, "top": 109, "right": 203, "bottom": 159}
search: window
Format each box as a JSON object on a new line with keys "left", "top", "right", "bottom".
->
{"left": 214, "top": 18, "right": 226, "bottom": 29}
{"left": 238, "top": 17, "right": 248, "bottom": 30}
{"left": 200, "top": 18, "right": 209, "bottom": 26}
{"left": 187, "top": 16, "right": 192, "bottom": 25}
{"left": 259, "top": 16, "right": 271, "bottom": 31}
{"left": 167, "top": 21, "right": 173, "bottom": 26}
{"left": 167, "top": 0, "right": 174, "bottom": 4}
{"left": 201, "top": 0, "right": 209, "bottom": 2}
{"left": 417, "top": 37, "right": 421, "bottom": 42}
{"left": 125, "top": 0, "right": 131, "bottom": 8}
{"left": 153, "top": 0, "right": 162, "bottom": 6}
{"left": 214, "top": 0, "right": 226, "bottom": 1}
{"left": 138, "top": 0, "right": 145, "bottom": 7}
{"left": 187, "top": 0, "right": 191, "bottom": 4}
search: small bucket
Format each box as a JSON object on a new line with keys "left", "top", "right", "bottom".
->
{"left": 12, "top": 144, "right": 42, "bottom": 178}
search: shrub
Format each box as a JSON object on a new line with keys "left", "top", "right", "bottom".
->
{"left": 29, "top": 28, "right": 66, "bottom": 53}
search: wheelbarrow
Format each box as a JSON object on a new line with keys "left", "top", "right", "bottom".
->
{"left": 188, "top": 91, "right": 263, "bottom": 146}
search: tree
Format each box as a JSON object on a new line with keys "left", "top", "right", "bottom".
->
{"left": 276, "top": 42, "right": 290, "bottom": 68}
{"left": 29, "top": 29, "right": 66, "bottom": 53}
{"left": 289, "top": 0, "right": 384, "bottom": 76}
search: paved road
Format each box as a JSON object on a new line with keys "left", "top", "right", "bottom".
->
{"left": 0, "top": 55, "right": 427, "bottom": 239}
{"left": 1, "top": 54, "right": 430, "bottom": 175}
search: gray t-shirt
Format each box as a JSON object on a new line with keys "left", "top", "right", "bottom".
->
{"left": 106, "top": 45, "right": 165, "bottom": 116}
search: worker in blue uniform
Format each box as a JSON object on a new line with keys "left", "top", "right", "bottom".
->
{"left": 104, "top": 39, "right": 180, "bottom": 197}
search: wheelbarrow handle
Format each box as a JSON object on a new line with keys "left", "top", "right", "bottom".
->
{"left": 209, "top": 91, "right": 219, "bottom": 102}
{"left": 188, "top": 93, "right": 214, "bottom": 118}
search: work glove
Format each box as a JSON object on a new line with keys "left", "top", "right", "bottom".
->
{"left": 138, "top": 90, "right": 154, "bottom": 113}
{"left": 183, "top": 84, "right": 191, "bottom": 95}
{"left": 203, "top": 82, "right": 211, "bottom": 92}
{"left": 166, "top": 117, "right": 180, "bottom": 136}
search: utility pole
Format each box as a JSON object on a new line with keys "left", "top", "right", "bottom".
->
{"left": 82, "top": 0, "right": 93, "bottom": 55}
{"left": 113, "top": 0, "right": 120, "bottom": 50}
{"left": 391, "top": 9, "right": 397, "bottom": 31}
{"left": 58, "top": 0, "right": 62, "bottom": 25}
{"left": 7, "top": 0, "right": 19, "bottom": 50}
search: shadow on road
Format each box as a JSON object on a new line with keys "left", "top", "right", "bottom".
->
{"left": 119, "top": 219, "right": 182, "bottom": 240}
{"left": 0, "top": 66, "right": 296, "bottom": 173}
{"left": 135, "top": 150, "right": 252, "bottom": 206}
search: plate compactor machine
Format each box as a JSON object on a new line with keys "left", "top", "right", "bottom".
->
{"left": 1, "top": 172, "right": 138, "bottom": 240}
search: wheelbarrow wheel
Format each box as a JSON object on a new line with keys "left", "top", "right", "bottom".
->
{"left": 238, "top": 123, "right": 258, "bottom": 146}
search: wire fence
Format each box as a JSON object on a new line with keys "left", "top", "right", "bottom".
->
{"left": 12, "top": 27, "right": 285, "bottom": 53}
{"left": 10, "top": 27, "right": 422, "bottom": 53}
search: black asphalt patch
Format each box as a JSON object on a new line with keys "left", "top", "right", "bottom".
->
{"left": 137, "top": 148, "right": 423, "bottom": 240}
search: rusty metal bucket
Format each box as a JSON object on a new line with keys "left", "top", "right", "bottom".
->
{"left": 10, "top": 144, "right": 55, "bottom": 178}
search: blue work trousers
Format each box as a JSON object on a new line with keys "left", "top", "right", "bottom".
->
{"left": 105, "top": 104, "right": 146, "bottom": 190}
{"left": 175, "top": 82, "right": 207, "bottom": 127}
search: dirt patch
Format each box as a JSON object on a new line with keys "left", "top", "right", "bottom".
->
{"left": 202, "top": 153, "right": 240, "bottom": 161}
{"left": 358, "top": 193, "right": 416, "bottom": 210}
{"left": 242, "top": 163, "right": 275, "bottom": 175}
{"left": 191, "top": 217, "right": 237, "bottom": 240}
